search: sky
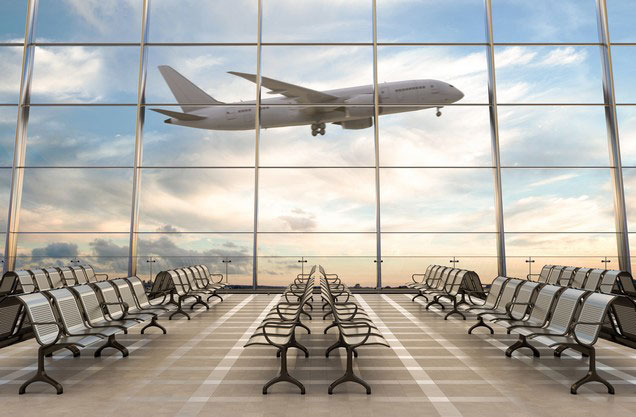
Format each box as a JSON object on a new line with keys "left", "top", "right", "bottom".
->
{"left": 1, "top": 0, "right": 635, "bottom": 286}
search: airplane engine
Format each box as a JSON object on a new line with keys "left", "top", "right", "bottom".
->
{"left": 344, "top": 94, "right": 374, "bottom": 118}
{"left": 339, "top": 118, "right": 373, "bottom": 129}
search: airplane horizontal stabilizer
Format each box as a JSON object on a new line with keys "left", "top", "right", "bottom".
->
{"left": 150, "top": 108, "right": 206, "bottom": 121}
{"left": 228, "top": 71, "right": 338, "bottom": 104}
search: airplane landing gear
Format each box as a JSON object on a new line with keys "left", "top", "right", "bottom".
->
{"left": 311, "top": 123, "right": 326, "bottom": 136}
{"left": 436, "top": 107, "right": 442, "bottom": 117}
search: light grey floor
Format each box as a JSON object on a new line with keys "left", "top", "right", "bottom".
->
{"left": 1, "top": 294, "right": 636, "bottom": 417}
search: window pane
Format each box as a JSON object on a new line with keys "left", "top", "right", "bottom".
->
{"left": 505, "top": 234, "right": 618, "bottom": 279}
{"left": 261, "top": 46, "right": 373, "bottom": 106}
{"left": 381, "top": 233, "right": 498, "bottom": 285}
{"left": 136, "top": 234, "right": 253, "bottom": 287}
{"left": 378, "top": 0, "right": 485, "bottom": 43}
{"left": 0, "top": 47, "right": 23, "bottom": 104}
{"left": 380, "top": 168, "right": 495, "bottom": 232}
{"left": 259, "top": 106, "right": 375, "bottom": 167}
{"left": 495, "top": 46, "right": 603, "bottom": 104}
{"left": 0, "top": 2, "right": 26, "bottom": 42}
{"left": 19, "top": 168, "right": 133, "bottom": 232}
{"left": 618, "top": 106, "right": 636, "bottom": 166}
{"left": 492, "top": 0, "right": 598, "bottom": 42}
{"left": 258, "top": 168, "right": 375, "bottom": 232}
{"left": 612, "top": 46, "right": 636, "bottom": 104}
{"left": 622, "top": 168, "right": 636, "bottom": 230}
{"left": 0, "top": 168, "right": 10, "bottom": 232}
{"left": 146, "top": 46, "right": 257, "bottom": 105}
{"left": 257, "top": 233, "right": 376, "bottom": 287}
{"left": 379, "top": 106, "right": 492, "bottom": 166}
{"left": 138, "top": 168, "right": 254, "bottom": 232}
{"left": 607, "top": 0, "right": 636, "bottom": 43}
{"left": 499, "top": 106, "right": 610, "bottom": 166}
{"left": 148, "top": 0, "right": 257, "bottom": 43}
{"left": 26, "top": 106, "right": 136, "bottom": 166}
{"left": 15, "top": 233, "right": 130, "bottom": 276}
{"left": 262, "top": 0, "right": 372, "bottom": 42}
{"left": 143, "top": 107, "right": 256, "bottom": 167}
{"left": 35, "top": 0, "right": 142, "bottom": 42}
{"left": 0, "top": 107, "right": 17, "bottom": 166}
{"left": 378, "top": 46, "right": 488, "bottom": 104}
{"left": 502, "top": 169, "right": 615, "bottom": 232}
{"left": 31, "top": 46, "right": 139, "bottom": 103}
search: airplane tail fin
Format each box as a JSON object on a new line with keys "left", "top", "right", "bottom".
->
{"left": 158, "top": 65, "right": 223, "bottom": 112}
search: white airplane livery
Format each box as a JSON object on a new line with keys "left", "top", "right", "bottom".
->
{"left": 151, "top": 66, "right": 464, "bottom": 136}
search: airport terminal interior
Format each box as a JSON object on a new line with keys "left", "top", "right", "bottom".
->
{"left": 2, "top": 0, "right": 636, "bottom": 416}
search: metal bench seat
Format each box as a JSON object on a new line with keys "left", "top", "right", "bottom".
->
{"left": 480, "top": 281, "right": 541, "bottom": 323}
{"left": 71, "top": 285, "right": 139, "bottom": 333}
{"left": 110, "top": 279, "right": 167, "bottom": 334}
{"left": 493, "top": 284, "right": 563, "bottom": 333}
{"left": 467, "top": 278, "right": 523, "bottom": 334}
{"left": 16, "top": 292, "right": 128, "bottom": 395}
{"left": 126, "top": 276, "right": 172, "bottom": 311}
{"left": 507, "top": 288, "right": 587, "bottom": 358}
{"left": 407, "top": 264, "right": 436, "bottom": 288}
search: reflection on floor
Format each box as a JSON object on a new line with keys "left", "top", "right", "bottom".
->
{"left": 2, "top": 294, "right": 636, "bottom": 417}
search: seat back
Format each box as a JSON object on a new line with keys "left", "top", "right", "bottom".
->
{"left": 495, "top": 279, "right": 523, "bottom": 309}
{"left": 127, "top": 276, "right": 152, "bottom": 308}
{"left": 192, "top": 265, "right": 209, "bottom": 284}
{"left": 167, "top": 270, "right": 189, "bottom": 296}
{"left": 16, "top": 292, "right": 60, "bottom": 345}
{"left": 447, "top": 270, "right": 466, "bottom": 296}
{"left": 94, "top": 281, "right": 125, "bottom": 318}
{"left": 184, "top": 267, "right": 204, "bottom": 289}
{"left": 582, "top": 269, "right": 605, "bottom": 291}
{"left": 598, "top": 270, "right": 621, "bottom": 294}
{"left": 557, "top": 266, "right": 577, "bottom": 286}
{"left": 527, "top": 285, "right": 563, "bottom": 324}
{"left": 570, "top": 268, "right": 591, "bottom": 289}
{"left": 573, "top": 293, "right": 617, "bottom": 346}
{"left": 509, "top": 281, "right": 541, "bottom": 317}
{"left": 31, "top": 269, "right": 52, "bottom": 291}
{"left": 58, "top": 267, "right": 78, "bottom": 286}
{"left": 15, "top": 270, "right": 36, "bottom": 293}
{"left": 72, "top": 284, "right": 108, "bottom": 325}
{"left": 70, "top": 266, "right": 89, "bottom": 285}
{"left": 177, "top": 268, "right": 197, "bottom": 290}
{"left": 48, "top": 288, "right": 90, "bottom": 334}
{"left": 462, "top": 271, "right": 484, "bottom": 294}
{"left": 617, "top": 272, "right": 636, "bottom": 295}
{"left": 44, "top": 268, "right": 65, "bottom": 288}
{"left": 535, "top": 265, "right": 554, "bottom": 283}
{"left": 442, "top": 269, "right": 460, "bottom": 292}
{"left": 81, "top": 265, "right": 98, "bottom": 283}
{"left": 544, "top": 288, "right": 586, "bottom": 335}
{"left": 482, "top": 276, "right": 508, "bottom": 309}
{"left": 112, "top": 279, "right": 141, "bottom": 311}
{"left": 546, "top": 266, "right": 565, "bottom": 285}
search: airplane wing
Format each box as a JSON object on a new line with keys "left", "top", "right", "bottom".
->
{"left": 228, "top": 71, "right": 338, "bottom": 104}
{"left": 150, "top": 108, "right": 206, "bottom": 121}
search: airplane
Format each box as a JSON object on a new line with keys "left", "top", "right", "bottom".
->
{"left": 151, "top": 66, "right": 464, "bottom": 137}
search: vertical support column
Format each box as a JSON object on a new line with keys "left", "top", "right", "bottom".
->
{"left": 3, "top": 0, "right": 38, "bottom": 273}
{"left": 371, "top": 0, "right": 382, "bottom": 290}
{"left": 252, "top": 0, "right": 264, "bottom": 289}
{"left": 484, "top": 0, "right": 506, "bottom": 276}
{"left": 128, "top": 0, "right": 151, "bottom": 276}
{"left": 596, "top": 0, "right": 631, "bottom": 272}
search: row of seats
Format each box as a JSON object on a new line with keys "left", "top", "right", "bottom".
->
{"left": 3, "top": 265, "right": 109, "bottom": 294}
{"left": 411, "top": 264, "right": 634, "bottom": 394}
{"left": 16, "top": 275, "right": 170, "bottom": 395}
{"left": 154, "top": 265, "right": 227, "bottom": 320}
{"left": 320, "top": 270, "right": 389, "bottom": 395}
{"left": 529, "top": 264, "right": 636, "bottom": 295}
{"left": 245, "top": 272, "right": 314, "bottom": 394}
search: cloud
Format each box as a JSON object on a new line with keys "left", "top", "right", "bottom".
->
{"left": 528, "top": 173, "right": 578, "bottom": 187}
{"left": 31, "top": 242, "right": 79, "bottom": 258}
{"left": 279, "top": 208, "right": 317, "bottom": 231}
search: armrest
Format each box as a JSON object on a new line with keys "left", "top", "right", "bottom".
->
{"left": 95, "top": 273, "right": 109, "bottom": 280}
{"left": 30, "top": 321, "right": 64, "bottom": 346}
{"left": 505, "top": 301, "right": 533, "bottom": 320}
{"left": 102, "top": 301, "right": 129, "bottom": 316}
{"left": 339, "top": 322, "right": 371, "bottom": 348}
{"left": 262, "top": 322, "right": 294, "bottom": 348}
{"left": 411, "top": 274, "right": 426, "bottom": 284}
{"left": 209, "top": 273, "right": 224, "bottom": 284}
{"left": 571, "top": 321, "right": 606, "bottom": 346}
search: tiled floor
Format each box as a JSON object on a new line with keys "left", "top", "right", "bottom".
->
{"left": 1, "top": 294, "right": 636, "bottom": 417}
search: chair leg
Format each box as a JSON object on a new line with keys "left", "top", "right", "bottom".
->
{"left": 301, "top": 310, "right": 312, "bottom": 320}
{"left": 297, "top": 322, "right": 311, "bottom": 334}
{"left": 206, "top": 293, "right": 223, "bottom": 303}
{"left": 94, "top": 335, "right": 129, "bottom": 358}
{"left": 412, "top": 293, "right": 429, "bottom": 303}
{"left": 425, "top": 298, "right": 445, "bottom": 311}
{"left": 571, "top": 347, "right": 614, "bottom": 395}
{"left": 328, "top": 347, "right": 371, "bottom": 395}
{"left": 19, "top": 346, "right": 64, "bottom": 395}
{"left": 169, "top": 297, "right": 191, "bottom": 320}
{"left": 141, "top": 316, "right": 167, "bottom": 334}
{"left": 444, "top": 298, "right": 466, "bottom": 320}
{"left": 323, "top": 322, "right": 337, "bottom": 334}
{"left": 326, "top": 336, "right": 345, "bottom": 358}
{"left": 468, "top": 317, "right": 494, "bottom": 334}
{"left": 554, "top": 345, "right": 568, "bottom": 358}
{"left": 505, "top": 335, "right": 540, "bottom": 358}
{"left": 262, "top": 347, "right": 305, "bottom": 395}
{"left": 189, "top": 296, "right": 209, "bottom": 310}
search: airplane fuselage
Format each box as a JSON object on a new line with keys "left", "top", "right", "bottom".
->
{"left": 164, "top": 79, "right": 464, "bottom": 131}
